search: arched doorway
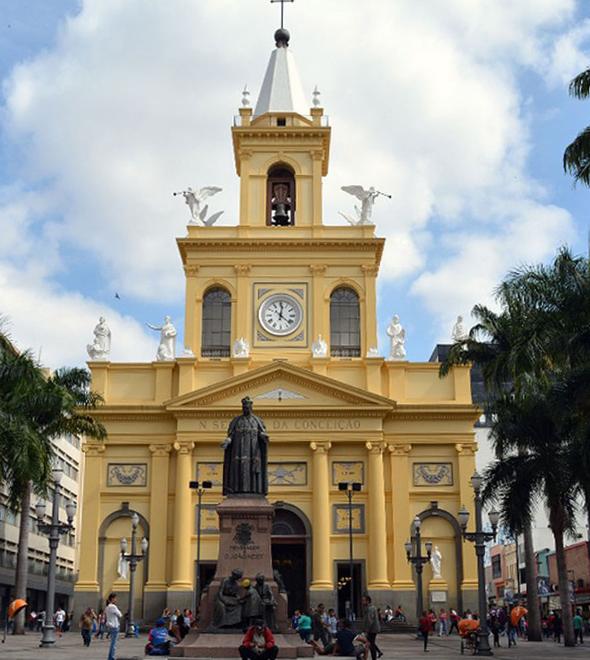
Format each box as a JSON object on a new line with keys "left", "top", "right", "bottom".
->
{"left": 272, "top": 503, "right": 310, "bottom": 614}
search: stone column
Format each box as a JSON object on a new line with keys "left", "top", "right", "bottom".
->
{"left": 168, "top": 440, "right": 195, "bottom": 609}
{"left": 234, "top": 264, "right": 252, "bottom": 349}
{"left": 366, "top": 442, "right": 390, "bottom": 592}
{"left": 309, "top": 441, "right": 333, "bottom": 603}
{"left": 144, "top": 444, "right": 172, "bottom": 621}
{"left": 73, "top": 442, "right": 105, "bottom": 612}
{"left": 456, "top": 442, "right": 478, "bottom": 605}
{"left": 388, "top": 443, "right": 416, "bottom": 619}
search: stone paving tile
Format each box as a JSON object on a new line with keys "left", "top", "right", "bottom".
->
{"left": 1, "top": 632, "right": 589, "bottom": 660}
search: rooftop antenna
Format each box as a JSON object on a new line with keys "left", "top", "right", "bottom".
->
{"left": 271, "top": 0, "right": 294, "bottom": 30}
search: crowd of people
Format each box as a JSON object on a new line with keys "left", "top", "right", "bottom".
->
{"left": 290, "top": 595, "right": 382, "bottom": 660}
{"left": 53, "top": 593, "right": 589, "bottom": 658}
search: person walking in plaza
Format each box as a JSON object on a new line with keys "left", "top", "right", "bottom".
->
{"left": 574, "top": 609, "right": 584, "bottom": 644}
{"left": 312, "top": 603, "right": 330, "bottom": 646}
{"left": 418, "top": 610, "right": 433, "bottom": 652}
{"left": 361, "top": 595, "right": 382, "bottom": 660}
{"left": 54, "top": 605, "right": 66, "bottom": 636}
{"left": 105, "top": 592, "right": 122, "bottom": 660}
{"left": 553, "top": 611, "right": 563, "bottom": 644}
{"left": 437, "top": 608, "right": 448, "bottom": 636}
{"left": 448, "top": 608, "right": 460, "bottom": 635}
{"left": 79, "top": 608, "right": 95, "bottom": 647}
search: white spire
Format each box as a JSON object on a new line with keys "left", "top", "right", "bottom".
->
{"left": 254, "top": 36, "right": 308, "bottom": 117}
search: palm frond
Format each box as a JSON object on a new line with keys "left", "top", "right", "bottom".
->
{"left": 569, "top": 68, "right": 590, "bottom": 98}
{"left": 564, "top": 126, "right": 590, "bottom": 186}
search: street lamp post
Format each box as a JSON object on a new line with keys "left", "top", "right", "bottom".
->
{"left": 405, "top": 516, "right": 432, "bottom": 621}
{"left": 457, "top": 472, "right": 500, "bottom": 657}
{"left": 338, "top": 481, "right": 361, "bottom": 619}
{"left": 35, "top": 468, "right": 77, "bottom": 648}
{"left": 189, "top": 479, "right": 212, "bottom": 606}
{"left": 120, "top": 512, "right": 148, "bottom": 637}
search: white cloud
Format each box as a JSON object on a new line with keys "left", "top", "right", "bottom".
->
{"left": 0, "top": 262, "right": 155, "bottom": 367}
{"left": 0, "top": 0, "right": 583, "bottom": 362}
{"left": 545, "top": 18, "right": 590, "bottom": 87}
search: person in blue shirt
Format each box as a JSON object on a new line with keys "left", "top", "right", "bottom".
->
{"left": 145, "top": 618, "right": 174, "bottom": 656}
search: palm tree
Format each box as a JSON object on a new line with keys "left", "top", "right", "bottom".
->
{"left": 482, "top": 389, "right": 577, "bottom": 647}
{"left": 440, "top": 248, "right": 590, "bottom": 646}
{"left": 564, "top": 68, "right": 590, "bottom": 185}
{"left": 0, "top": 329, "right": 105, "bottom": 633}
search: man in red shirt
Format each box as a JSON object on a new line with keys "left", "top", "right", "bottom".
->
{"left": 418, "top": 610, "right": 433, "bottom": 652}
{"left": 239, "top": 619, "right": 279, "bottom": 660}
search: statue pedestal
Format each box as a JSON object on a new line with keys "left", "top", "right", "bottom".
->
{"left": 193, "top": 495, "right": 289, "bottom": 632}
{"left": 428, "top": 578, "right": 449, "bottom": 607}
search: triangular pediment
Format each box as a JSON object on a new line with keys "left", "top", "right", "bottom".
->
{"left": 165, "top": 361, "right": 395, "bottom": 413}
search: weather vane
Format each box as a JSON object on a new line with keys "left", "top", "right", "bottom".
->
{"left": 271, "top": 0, "right": 294, "bottom": 29}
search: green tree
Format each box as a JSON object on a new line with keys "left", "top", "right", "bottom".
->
{"left": 441, "top": 248, "right": 590, "bottom": 646}
{"left": 564, "top": 68, "right": 590, "bottom": 186}
{"left": 0, "top": 329, "right": 105, "bottom": 633}
{"left": 483, "top": 389, "right": 577, "bottom": 647}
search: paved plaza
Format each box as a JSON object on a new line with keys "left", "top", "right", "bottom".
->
{"left": 1, "top": 632, "right": 589, "bottom": 660}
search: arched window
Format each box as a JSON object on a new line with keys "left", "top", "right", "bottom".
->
{"left": 201, "top": 287, "right": 231, "bottom": 357}
{"left": 330, "top": 287, "right": 360, "bottom": 357}
{"left": 267, "top": 164, "right": 295, "bottom": 226}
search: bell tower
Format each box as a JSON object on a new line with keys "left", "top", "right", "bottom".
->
{"left": 178, "top": 28, "right": 383, "bottom": 362}
{"left": 232, "top": 28, "right": 330, "bottom": 229}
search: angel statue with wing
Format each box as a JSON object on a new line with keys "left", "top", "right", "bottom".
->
{"left": 173, "top": 186, "right": 224, "bottom": 226}
{"left": 339, "top": 185, "right": 391, "bottom": 225}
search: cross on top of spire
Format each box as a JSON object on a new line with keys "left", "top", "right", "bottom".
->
{"left": 271, "top": 0, "right": 294, "bottom": 30}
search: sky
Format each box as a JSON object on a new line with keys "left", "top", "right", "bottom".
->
{"left": 1, "top": 0, "right": 590, "bottom": 368}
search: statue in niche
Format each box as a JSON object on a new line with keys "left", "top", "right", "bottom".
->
{"left": 87, "top": 316, "right": 111, "bottom": 360}
{"left": 431, "top": 545, "right": 442, "bottom": 579}
{"left": 146, "top": 316, "right": 177, "bottom": 361}
{"left": 221, "top": 397, "right": 269, "bottom": 496}
{"left": 387, "top": 314, "right": 406, "bottom": 360}
{"left": 213, "top": 568, "right": 244, "bottom": 628}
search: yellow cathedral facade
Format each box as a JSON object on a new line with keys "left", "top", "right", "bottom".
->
{"left": 74, "top": 28, "right": 480, "bottom": 624}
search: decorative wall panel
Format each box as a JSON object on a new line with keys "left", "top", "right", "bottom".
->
{"left": 268, "top": 462, "right": 307, "bottom": 486}
{"left": 107, "top": 464, "right": 147, "bottom": 487}
{"left": 413, "top": 463, "right": 453, "bottom": 486}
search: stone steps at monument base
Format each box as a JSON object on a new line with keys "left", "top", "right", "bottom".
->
{"left": 170, "top": 633, "right": 313, "bottom": 658}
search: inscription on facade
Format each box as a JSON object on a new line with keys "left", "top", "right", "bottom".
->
{"left": 332, "top": 461, "right": 364, "bottom": 486}
{"left": 196, "top": 462, "right": 223, "bottom": 486}
{"left": 191, "top": 418, "right": 363, "bottom": 432}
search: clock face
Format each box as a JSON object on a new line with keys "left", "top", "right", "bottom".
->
{"left": 258, "top": 294, "right": 303, "bottom": 336}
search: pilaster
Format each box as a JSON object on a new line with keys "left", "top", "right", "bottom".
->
{"left": 366, "top": 442, "right": 390, "bottom": 589}
{"left": 456, "top": 443, "right": 478, "bottom": 589}
{"left": 361, "top": 264, "right": 379, "bottom": 355}
{"left": 234, "top": 264, "right": 252, "bottom": 342}
{"left": 146, "top": 444, "right": 172, "bottom": 589}
{"left": 76, "top": 442, "right": 105, "bottom": 593}
{"left": 183, "top": 264, "right": 200, "bottom": 354}
{"left": 309, "top": 264, "right": 327, "bottom": 345}
{"left": 388, "top": 443, "right": 414, "bottom": 589}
